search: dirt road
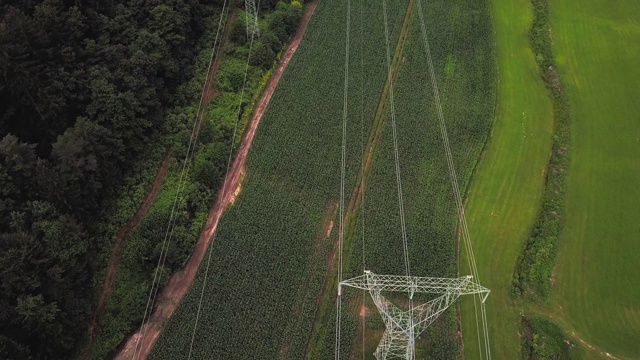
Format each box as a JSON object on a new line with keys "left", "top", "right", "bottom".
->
{"left": 82, "top": 8, "right": 238, "bottom": 360}
{"left": 81, "top": 150, "right": 172, "bottom": 359}
{"left": 113, "top": 2, "right": 319, "bottom": 359}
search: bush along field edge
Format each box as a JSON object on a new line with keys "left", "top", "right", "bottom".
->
{"left": 512, "top": 0, "right": 573, "bottom": 358}
{"left": 521, "top": 317, "right": 575, "bottom": 360}
{"left": 512, "top": 0, "right": 571, "bottom": 302}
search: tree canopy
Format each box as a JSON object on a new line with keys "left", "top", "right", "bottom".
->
{"left": 0, "top": 0, "right": 209, "bottom": 358}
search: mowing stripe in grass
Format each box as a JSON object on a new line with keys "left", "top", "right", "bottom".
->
{"left": 459, "top": 0, "right": 554, "bottom": 358}
{"left": 551, "top": 0, "right": 640, "bottom": 357}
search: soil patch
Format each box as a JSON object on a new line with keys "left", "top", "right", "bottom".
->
{"left": 229, "top": 169, "right": 245, "bottom": 205}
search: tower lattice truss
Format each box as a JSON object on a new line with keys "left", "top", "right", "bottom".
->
{"left": 244, "top": 0, "right": 260, "bottom": 37}
{"left": 340, "top": 271, "right": 490, "bottom": 360}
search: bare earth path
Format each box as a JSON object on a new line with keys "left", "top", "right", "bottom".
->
{"left": 113, "top": 2, "right": 319, "bottom": 359}
{"left": 82, "top": 8, "right": 238, "bottom": 360}
{"left": 81, "top": 150, "right": 173, "bottom": 359}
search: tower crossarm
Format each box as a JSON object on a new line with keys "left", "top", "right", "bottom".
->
{"left": 340, "top": 271, "right": 490, "bottom": 302}
{"left": 339, "top": 271, "right": 490, "bottom": 359}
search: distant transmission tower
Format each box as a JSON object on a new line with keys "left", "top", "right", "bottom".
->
{"left": 340, "top": 271, "right": 490, "bottom": 360}
{"left": 244, "top": 0, "right": 260, "bottom": 38}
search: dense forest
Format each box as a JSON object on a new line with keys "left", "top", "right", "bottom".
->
{"left": 0, "top": 0, "right": 301, "bottom": 358}
{"left": 0, "top": 0, "right": 212, "bottom": 357}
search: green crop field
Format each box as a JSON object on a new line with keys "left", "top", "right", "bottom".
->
{"left": 148, "top": 1, "right": 408, "bottom": 358}
{"left": 551, "top": 0, "right": 640, "bottom": 357}
{"left": 333, "top": 0, "right": 497, "bottom": 358}
{"left": 459, "top": 0, "right": 554, "bottom": 358}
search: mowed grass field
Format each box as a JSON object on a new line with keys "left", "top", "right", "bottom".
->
{"left": 551, "top": 0, "right": 640, "bottom": 357}
{"left": 459, "top": 0, "right": 553, "bottom": 358}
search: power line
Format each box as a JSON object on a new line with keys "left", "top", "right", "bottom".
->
{"left": 334, "top": 1, "right": 350, "bottom": 358}
{"left": 382, "top": 0, "right": 411, "bottom": 285}
{"left": 428, "top": 1, "right": 486, "bottom": 353}
{"left": 187, "top": 0, "right": 261, "bottom": 357}
{"left": 415, "top": 0, "right": 491, "bottom": 358}
{"left": 359, "top": 0, "right": 366, "bottom": 358}
{"left": 131, "top": 2, "right": 231, "bottom": 359}
{"left": 381, "top": 1, "right": 415, "bottom": 357}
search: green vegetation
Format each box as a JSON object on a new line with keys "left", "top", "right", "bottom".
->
{"left": 512, "top": 0, "right": 572, "bottom": 301}
{"left": 309, "top": 0, "right": 497, "bottom": 358}
{"left": 464, "top": 0, "right": 640, "bottom": 358}
{"left": 3, "top": 0, "right": 638, "bottom": 358}
{"left": 150, "top": 1, "right": 408, "bottom": 358}
{"left": 521, "top": 317, "right": 576, "bottom": 359}
{"left": 0, "top": 0, "right": 213, "bottom": 357}
{"left": 0, "top": 0, "right": 303, "bottom": 358}
{"left": 459, "top": 0, "right": 554, "bottom": 358}
{"left": 551, "top": 0, "right": 640, "bottom": 357}
{"left": 90, "top": 2, "right": 303, "bottom": 359}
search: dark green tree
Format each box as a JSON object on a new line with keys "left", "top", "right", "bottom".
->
{"left": 250, "top": 40, "right": 276, "bottom": 69}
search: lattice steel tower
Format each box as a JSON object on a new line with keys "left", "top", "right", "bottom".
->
{"left": 244, "top": 0, "right": 260, "bottom": 38}
{"left": 340, "top": 271, "right": 490, "bottom": 360}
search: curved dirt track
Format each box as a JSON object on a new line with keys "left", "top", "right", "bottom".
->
{"left": 84, "top": 7, "right": 237, "bottom": 360}
{"left": 81, "top": 150, "right": 173, "bottom": 359}
{"left": 113, "top": 2, "right": 319, "bottom": 359}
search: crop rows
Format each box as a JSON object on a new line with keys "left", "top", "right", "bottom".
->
{"left": 149, "top": 1, "right": 408, "bottom": 358}
{"left": 335, "top": 0, "right": 497, "bottom": 357}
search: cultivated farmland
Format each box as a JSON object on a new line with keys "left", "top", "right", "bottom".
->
{"left": 149, "top": 1, "right": 408, "bottom": 358}
{"left": 314, "top": 0, "right": 497, "bottom": 358}
{"left": 552, "top": 0, "right": 640, "bottom": 357}
{"left": 149, "top": 0, "right": 502, "bottom": 357}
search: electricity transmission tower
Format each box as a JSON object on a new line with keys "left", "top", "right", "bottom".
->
{"left": 244, "top": 0, "right": 260, "bottom": 38}
{"left": 340, "top": 271, "right": 490, "bottom": 360}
